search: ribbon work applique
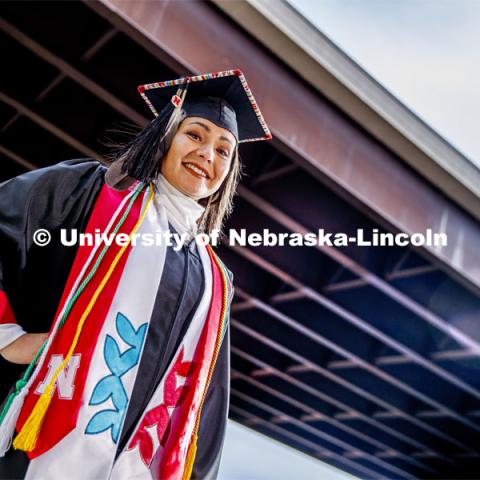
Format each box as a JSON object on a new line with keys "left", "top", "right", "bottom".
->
{"left": 127, "top": 347, "right": 193, "bottom": 465}
{"left": 85, "top": 312, "right": 147, "bottom": 443}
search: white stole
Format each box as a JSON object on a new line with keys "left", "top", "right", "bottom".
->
{"left": 25, "top": 183, "right": 211, "bottom": 480}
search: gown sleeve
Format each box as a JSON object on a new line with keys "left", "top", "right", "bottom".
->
{"left": 0, "top": 158, "right": 105, "bottom": 386}
{"left": 192, "top": 324, "right": 231, "bottom": 480}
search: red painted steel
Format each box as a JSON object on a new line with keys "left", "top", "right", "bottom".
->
{"left": 89, "top": 0, "right": 480, "bottom": 292}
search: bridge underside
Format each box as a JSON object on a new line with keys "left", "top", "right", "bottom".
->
{"left": 1, "top": 2, "right": 480, "bottom": 478}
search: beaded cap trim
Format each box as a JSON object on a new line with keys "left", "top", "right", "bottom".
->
{"left": 137, "top": 69, "right": 272, "bottom": 143}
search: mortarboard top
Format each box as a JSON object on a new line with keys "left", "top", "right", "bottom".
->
{"left": 137, "top": 69, "right": 272, "bottom": 144}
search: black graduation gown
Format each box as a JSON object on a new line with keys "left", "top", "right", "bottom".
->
{"left": 0, "top": 159, "right": 230, "bottom": 480}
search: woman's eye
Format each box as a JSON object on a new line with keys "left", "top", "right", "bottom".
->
{"left": 187, "top": 132, "right": 200, "bottom": 141}
{"left": 217, "top": 148, "right": 229, "bottom": 158}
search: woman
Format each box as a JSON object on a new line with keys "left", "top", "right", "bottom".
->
{"left": 0, "top": 70, "right": 271, "bottom": 479}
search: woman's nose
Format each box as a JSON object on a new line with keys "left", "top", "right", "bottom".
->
{"left": 197, "top": 143, "right": 215, "bottom": 162}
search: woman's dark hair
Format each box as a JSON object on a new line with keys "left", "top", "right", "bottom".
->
{"left": 197, "top": 144, "right": 241, "bottom": 235}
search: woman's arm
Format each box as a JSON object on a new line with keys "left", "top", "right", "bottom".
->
{"left": 0, "top": 333, "right": 48, "bottom": 365}
{"left": 0, "top": 159, "right": 104, "bottom": 364}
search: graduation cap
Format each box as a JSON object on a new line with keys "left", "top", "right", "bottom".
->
{"left": 118, "top": 69, "right": 271, "bottom": 183}
{"left": 138, "top": 69, "right": 272, "bottom": 143}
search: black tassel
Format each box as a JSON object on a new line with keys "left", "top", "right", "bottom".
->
{"left": 119, "top": 101, "right": 177, "bottom": 183}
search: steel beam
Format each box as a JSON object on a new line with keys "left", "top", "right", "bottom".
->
{"left": 231, "top": 389, "right": 417, "bottom": 479}
{"left": 431, "top": 350, "right": 480, "bottom": 361}
{"left": 0, "top": 90, "right": 103, "bottom": 162}
{"left": 0, "top": 18, "right": 146, "bottom": 127}
{"left": 237, "top": 187, "right": 480, "bottom": 355}
{"left": 0, "top": 145, "right": 37, "bottom": 171}
{"left": 230, "top": 244, "right": 480, "bottom": 414}
{"left": 230, "top": 318, "right": 463, "bottom": 460}
{"left": 81, "top": 27, "right": 118, "bottom": 61}
{"left": 229, "top": 404, "right": 384, "bottom": 480}
{"left": 35, "top": 28, "right": 118, "bottom": 105}
{"left": 386, "top": 265, "right": 438, "bottom": 281}
{"left": 322, "top": 278, "right": 370, "bottom": 293}
{"left": 231, "top": 361, "right": 438, "bottom": 474}
{"left": 251, "top": 164, "right": 298, "bottom": 186}
{"left": 231, "top": 318, "right": 475, "bottom": 453}
{"left": 233, "top": 287, "right": 480, "bottom": 440}
{"left": 89, "top": 0, "right": 480, "bottom": 294}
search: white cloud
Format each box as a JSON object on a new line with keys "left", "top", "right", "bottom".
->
{"left": 288, "top": 0, "right": 480, "bottom": 166}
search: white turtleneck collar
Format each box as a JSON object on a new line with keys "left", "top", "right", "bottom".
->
{"left": 154, "top": 174, "right": 205, "bottom": 239}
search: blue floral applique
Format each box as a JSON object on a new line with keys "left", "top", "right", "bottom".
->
{"left": 85, "top": 312, "right": 147, "bottom": 443}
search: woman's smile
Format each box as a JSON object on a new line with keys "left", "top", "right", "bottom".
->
{"left": 182, "top": 162, "right": 210, "bottom": 179}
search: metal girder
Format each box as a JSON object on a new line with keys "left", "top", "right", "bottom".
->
{"left": 35, "top": 28, "right": 118, "bottom": 104}
{"left": 327, "top": 360, "right": 362, "bottom": 371}
{"left": 0, "top": 145, "right": 37, "bottom": 171}
{"left": 386, "top": 265, "right": 438, "bottom": 281}
{"left": 231, "top": 389, "right": 417, "bottom": 479}
{"left": 250, "top": 164, "right": 298, "bottom": 186}
{"left": 237, "top": 186, "right": 480, "bottom": 355}
{"left": 229, "top": 404, "right": 384, "bottom": 480}
{"left": 375, "top": 355, "right": 411, "bottom": 366}
{"left": 229, "top": 244, "right": 480, "bottom": 414}
{"left": 431, "top": 350, "right": 480, "bottom": 361}
{"left": 233, "top": 287, "right": 480, "bottom": 442}
{"left": 81, "top": 27, "right": 118, "bottom": 61}
{"left": 0, "top": 17, "right": 147, "bottom": 127}
{"left": 88, "top": 0, "right": 480, "bottom": 294}
{"left": 270, "top": 290, "right": 307, "bottom": 303}
{"left": 231, "top": 320, "right": 462, "bottom": 462}
{"left": 231, "top": 360, "right": 439, "bottom": 474}
{"left": 322, "top": 278, "right": 370, "bottom": 293}
{"left": 230, "top": 317, "right": 475, "bottom": 453}
{"left": 376, "top": 350, "right": 480, "bottom": 364}
{"left": 0, "top": 90, "right": 103, "bottom": 161}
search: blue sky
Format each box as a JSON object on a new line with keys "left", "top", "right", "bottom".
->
{"left": 218, "top": 1, "right": 480, "bottom": 479}
{"left": 288, "top": 0, "right": 480, "bottom": 167}
{"left": 219, "top": 421, "right": 356, "bottom": 480}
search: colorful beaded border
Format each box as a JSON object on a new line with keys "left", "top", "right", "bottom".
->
{"left": 137, "top": 69, "right": 272, "bottom": 143}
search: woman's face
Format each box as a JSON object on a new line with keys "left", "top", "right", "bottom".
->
{"left": 160, "top": 116, "right": 236, "bottom": 200}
